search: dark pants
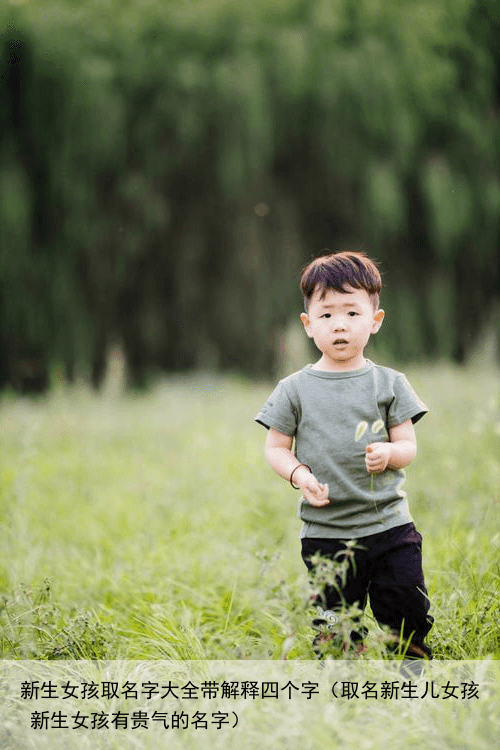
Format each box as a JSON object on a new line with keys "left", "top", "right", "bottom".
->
{"left": 301, "top": 522, "right": 434, "bottom": 658}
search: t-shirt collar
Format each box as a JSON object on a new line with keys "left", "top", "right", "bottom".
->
{"left": 302, "top": 360, "right": 374, "bottom": 379}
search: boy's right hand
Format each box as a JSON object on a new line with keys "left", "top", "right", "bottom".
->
{"left": 294, "top": 468, "right": 330, "bottom": 507}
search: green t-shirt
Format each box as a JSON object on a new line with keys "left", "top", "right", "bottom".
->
{"left": 255, "top": 360, "right": 428, "bottom": 538}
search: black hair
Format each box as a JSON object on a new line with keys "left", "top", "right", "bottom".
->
{"left": 300, "top": 251, "right": 382, "bottom": 310}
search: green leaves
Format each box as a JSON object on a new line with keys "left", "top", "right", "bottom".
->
{"left": 0, "top": 0, "right": 498, "bottom": 385}
{"left": 354, "top": 421, "right": 368, "bottom": 442}
{"left": 422, "top": 158, "right": 473, "bottom": 259}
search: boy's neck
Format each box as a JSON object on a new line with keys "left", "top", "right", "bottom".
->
{"left": 311, "top": 355, "right": 368, "bottom": 373}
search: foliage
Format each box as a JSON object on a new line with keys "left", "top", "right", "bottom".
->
{"left": 0, "top": 0, "right": 499, "bottom": 387}
{"left": 0, "top": 580, "right": 113, "bottom": 659}
{"left": 1, "top": 366, "right": 499, "bottom": 662}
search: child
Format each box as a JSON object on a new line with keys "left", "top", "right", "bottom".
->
{"left": 255, "top": 251, "right": 433, "bottom": 658}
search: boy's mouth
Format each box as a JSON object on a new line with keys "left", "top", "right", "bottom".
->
{"left": 333, "top": 338, "right": 348, "bottom": 345}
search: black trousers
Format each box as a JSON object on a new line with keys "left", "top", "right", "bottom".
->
{"left": 301, "top": 522, "right": 434, "bottom": 657}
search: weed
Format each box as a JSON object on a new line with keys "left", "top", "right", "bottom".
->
{"left": 0, "top": 367, "right": 499, "bottom": 661}
{"left": 0, "top": 580, "right": 113, "bottom": 660}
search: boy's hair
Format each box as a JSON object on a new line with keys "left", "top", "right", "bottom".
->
{"left": 300, "top": 251, "right": 382, "bottom": 311}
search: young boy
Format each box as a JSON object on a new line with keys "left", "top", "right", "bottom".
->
{"left": 255, "top": 251, "right": 433, "bottom": 658}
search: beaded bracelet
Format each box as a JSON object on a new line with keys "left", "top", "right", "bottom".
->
{"left": 289, "top": 463, "right": 312, "bottom": 489}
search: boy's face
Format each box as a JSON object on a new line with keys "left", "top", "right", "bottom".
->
{"left": 300, "top": 286, "right": 384, "bottom": 371}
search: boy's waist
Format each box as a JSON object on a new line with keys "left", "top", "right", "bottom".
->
{"left": 299, "top": 495, "right": 413, "bottom": 539}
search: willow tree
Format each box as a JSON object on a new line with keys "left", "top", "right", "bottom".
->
{"left": 0, "top": 0, "right": 498, "bottom": 389}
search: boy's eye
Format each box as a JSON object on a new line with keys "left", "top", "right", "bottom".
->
{"left": 348, "top": 311, "right": 358, "bottom": 317}
{"left": 321, "top": 313, "right": 331, "bottom": 318}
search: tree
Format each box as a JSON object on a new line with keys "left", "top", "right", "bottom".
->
{"left": 0, "top": 0, "right": 498, "bottom": 390}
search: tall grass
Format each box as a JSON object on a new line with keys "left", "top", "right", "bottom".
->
{"left": 0, "top": 365, "right": 499, "bottom": 661}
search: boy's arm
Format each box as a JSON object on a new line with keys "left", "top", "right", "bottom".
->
{"left": 265, "top": 428, "right": 330, "bottom": 507}
{"left": 365, "top": 419, "right": 417, "bottom": 474}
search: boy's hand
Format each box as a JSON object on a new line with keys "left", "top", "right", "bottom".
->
{"left": 365, "top": 443, "right": 391, "bottom": 474}
{"left": 294, "top": 467, "right": 330, "bottom": 507}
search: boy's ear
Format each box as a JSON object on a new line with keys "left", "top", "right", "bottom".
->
{"left": 372, "top": 309, "right": 385, "bottom": 333}
{"left": 300, "top": 312, "right": 313, "bottom": 337}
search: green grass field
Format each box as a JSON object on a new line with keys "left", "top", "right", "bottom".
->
{"left": 1, "top": 364, "right": 499, "bottom": 663}
{"left": 1, "top": 365, "right": 500, "bottom": 749}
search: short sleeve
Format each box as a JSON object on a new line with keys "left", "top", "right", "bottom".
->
{"left": 387, "top": 374, "right": 428, "bottom": 427}
{"left": 254, "top": 379, "right": 298, "bottom": 436}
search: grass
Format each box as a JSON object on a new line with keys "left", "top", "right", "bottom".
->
{"left": 0, "top": 364, "right": 499, "bottom": 662}
{"left": 1, "top": 364, "right": 500, "bottom": 749}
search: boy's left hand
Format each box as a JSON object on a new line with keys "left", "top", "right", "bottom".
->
{"left": 365, "top": 443, "right": 391, "bottom": 474}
